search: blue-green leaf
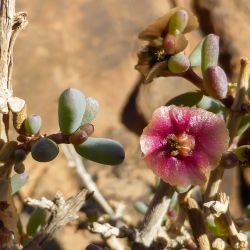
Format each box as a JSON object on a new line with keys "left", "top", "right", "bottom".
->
{"left": 11, "top": 173, "right": 28, "bottom": 195}
{"left": 74, "top": 137, "right": 125, "bottom": 165}
{"left": 166, "top": 91, "right": 203, "bottom": 107}
{"left": 26, "top": 208, "right": 46, "bottom": 236}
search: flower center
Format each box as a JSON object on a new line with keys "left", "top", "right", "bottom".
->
{"left": 166, "top": 133, "right": 195, "bottom": 157}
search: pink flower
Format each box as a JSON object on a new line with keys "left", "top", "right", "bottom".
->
{"left": 140, "top": 106, "right": 229, "bottom": 187}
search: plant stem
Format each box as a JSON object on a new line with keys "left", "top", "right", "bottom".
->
{"left": 187, "top": 197, "right": 210, "bottom": 250}
{"left": 0, "top": 0, "right": 27, "bottom": 248}
{"left": 204, "top": 58, "right": 250, "bottom": 202}
{"left": 134, "top": 180, "right": 174, "bottom": 248}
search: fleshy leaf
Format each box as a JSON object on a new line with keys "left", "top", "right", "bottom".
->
{"left": 138, "top": 7, "right": 198, "bottom": 41}
{"left": 166, "top": 91, "right": 203, "bottom": 107}
{"left": 197, "top": 94, "right": 228, "bottom": 118}
{"left": 25, "top": 115, "right": 42, "bottom": 136}
{"left": 82, "top": 97, "right": 99, "bottom": 124}
{"left": 74, "top": 137, "right": 125, "bottom": 165}
{"left": 26, "top": 208, "right": 46, "bottom": 236}
{"left": 201, "top": 34, "right": 219, "bottom": 73}
{"left": 203, "top": 66, "right": 228, "bottom": 99}
{"left": 31, "top": 138, "right": 59, "bottom": 162}
{"left": 58, "top": 88, "right": 86, "bottom": 134}
{"left": 134, "top": 201, "right": 148, "bottom": 214}
{"left": 168, "top": 9, "right": 189, "bottom": 34}
{"left": 11, "top": 173, "right": 28, "bottom": 195}
{"left": 237, "top": 114, "right": 250, "bottom": 136}
{"left": 189, "top": 39, "right": 204, "bottom": 67}
{"left": 168, "top": 53, "right": 190, "bottom": 74}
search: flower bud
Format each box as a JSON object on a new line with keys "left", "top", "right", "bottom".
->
{"left": 203, "top": 66, "right": 228, "bottom": 99}
{"left": 24, "top": 115, "right": 42, "bottom": 136}
{"left": 202, "top": 34, "right": 219, "bottom": 73}
{"left": 74, "top": 137, "right": 125, "bottom": 165}
{"left": 58, "top": 88, "right": 86, "bottom": 135}
{"left": 220, "top": 151, "right": 239, "bottom": 169}
{"left": 168, "top": 53, "right": 190, "bottom": 74}
{"left": 31, "top": 138, "right": 59, "bottom": 162}
{"left": 163, "top": 33, "right": 176, "bottom": 54}
{"left": 168, "top": 9, "right": 189, "bottom": 34}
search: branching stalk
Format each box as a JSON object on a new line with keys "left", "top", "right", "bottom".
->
{"left": 134, "top": 180, "right": 174, "bottom": 247}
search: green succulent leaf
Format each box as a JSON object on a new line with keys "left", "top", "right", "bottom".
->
{"left": 168, "top": 9, "right": 189, "bottom": 34}
{"left": 81, "top": 97, "right": 99, "bottom": 125}
{"left": 74, "top": 137, "right": 125, "bottom": 165}
{"left": 58, "top": 88, "right": 86, "bottom": 134}
{"left": 197, "top": 94, "right": 228, "bottom": 118}
{"left": 189, "top": 39, "right": 204, "bottom": 68}
{"left": 166, "top": 91, "right": 203, "bottom": 107}
{"left": 25, "top": 115, "right": 42, "bottom": 136}
{"left": 237, "top": 114, "right": 250, "bottom": 136}
{"left": 168, "top": 53, "right": 190, "bottom": 74}
{"left": 233, "top": 145, "right": 250, "bottom": 164}
{"left": 26, "top": 208, "right": 46, "bottom": 236}
{"left": 201, "top": 34, "right": 219, "bottom": 73}
{"left": 134, "top": 201, "right": 148, "bottom": 214}
{"left": 11, "top": 173, "right": 28, "bottom": 195}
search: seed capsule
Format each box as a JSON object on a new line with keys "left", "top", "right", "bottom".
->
{"left": 31, "top": 138, "right": 59, "bottom": 162}
{"left": 58, "top": 88, "right": 86, "bottom": 134}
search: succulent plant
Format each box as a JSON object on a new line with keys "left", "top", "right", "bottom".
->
{"left": 203, "top": 66, "right": 228, "bottom": 99}
{"left": 58, "top": 88, "right": 86, "bottom": 134}
{"left": 81, "top": 97, "right": 99, "bottom": 125}
{"left": 24, "top": 115, "right": 42, "bottom": 136}
{"left": 168, "top": 53, "right": 190, "bottom": 73}
{"left": 74, "top": 137, "right": 125, "bottom": 165}
{"left": 31, "top": 137, "right": 59, "bottom": 162}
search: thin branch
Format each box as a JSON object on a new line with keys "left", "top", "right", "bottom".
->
{"left": 61, "top": 144, "right": 116, "bottom": 219}
{"left": 24, "top": 189, "right": 90, "bottom": 249}
{"left": 134, "top": 180, "right": 174, "bottom": 247}
{"left": 187, "top": 197, "right": 211, "bottom": 250}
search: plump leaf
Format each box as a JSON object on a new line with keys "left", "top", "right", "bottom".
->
{"left": 26, "top": 208, "right": 46, "bottom": 236}
{"left": 58, "top": 88, "right": 86, "bottom": 134}
{"left": 197, "top": 94, "right": 228, "bottom": 118}
{"left": 203, "top": 66, "right": 228, "bottom": 99}
{"left": 25, "top": 115, "right": 42, "bottom": 136}
{"left": 189, "top": 39, "right": 204, "bottom": 67}
{"left": 134, "top": 201, "right": 148, "bottom": 214}
{"left": 11, "top": 173, "right": 28, "bottom": 195}
{"left": 201, "top": 34, "right": 219, "bottom": 73}
{"left": 166, "top": 91, "right": 203, "bottom": 107}
{"left": 31, "top": 138, "right": 59, "bottom": 162}
{"left": 168, "top": 9, "right": 189, "bottom": 34}
{"left": 82, "top": 97, "right": 99, "bottom": 125}
{"left": 168, "top": 53, "right": 190, "bottom": 73}
{"left": 237, "top": 114, "right": 250, "bottom": 136}
{"left": 74, "top": 137, "right": 125, "bottom": 165}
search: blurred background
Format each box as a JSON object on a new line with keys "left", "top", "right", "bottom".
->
{"left": 12, "top": 0, "right": 250, "bottom": 249}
